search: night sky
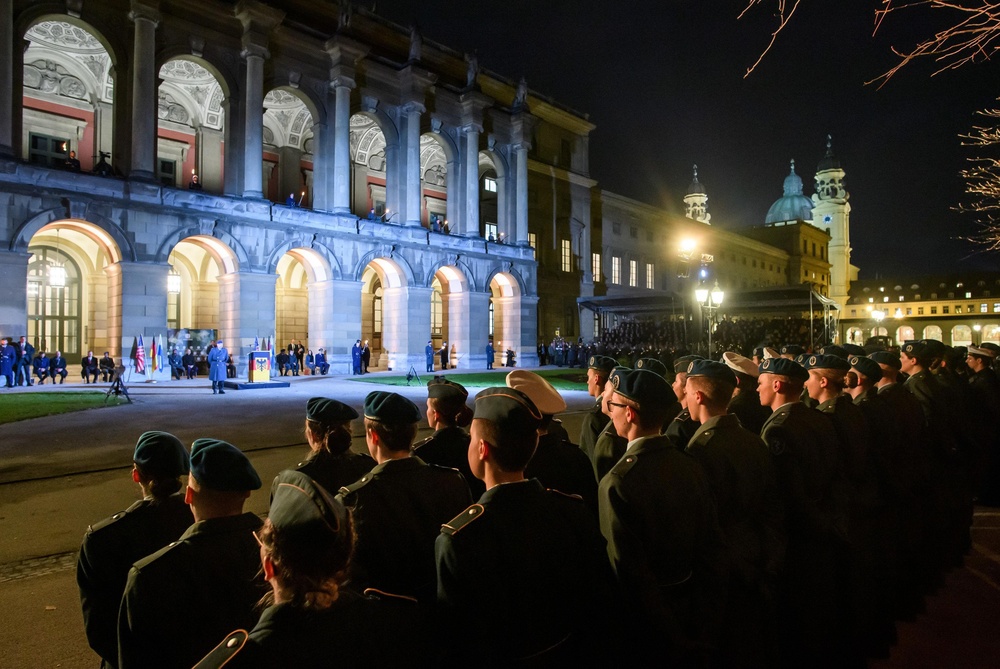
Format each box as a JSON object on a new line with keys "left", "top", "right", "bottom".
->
{"left": 372, "top": 0, "right": 1000, "bottom": 278}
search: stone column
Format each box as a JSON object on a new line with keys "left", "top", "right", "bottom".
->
{"left": 331, "top": 81, "right": 353, "bottom": 212}
{"left": 217, "top": 271, "right": 277, "bottom": 376}
{"left": 518, "top": 295, "right": 540, "bottom": 366}
{"left": 241, "top": 44, "right": 267, "bottom": 198}
{"left": 107, "top": 261, "right": 169, "bottom": 368}
{"left": 449, "top": 290, "right": 490, "bottom": 369}
{"left": 199, "top": 126, "right": 224, "bottom": 192}
{"left": 0, "top": 250, "right": 29, "bottom": 336}
{"left": 402, "top": 103, "right": 423, "bottom": 226}
{"left": 310, "top": 116, "right": 332, "bottom": 211}
{"left": 0, "top": 0, "right": 16, "bottom": 159}
{"left": 514, "top": 143, "right": 529, "bottom": 244}
{"left": 311, "top": 278, "right": 361, "bottom": 373}
{"left": 381, "top": 285, "right": 432, "bottom": 372}
{"left": 461, "top": 125, "right": 482, "bottom": 237}
{"left": 222, "top": 98, "right": 243, "bottom": 195}
{"left": 128, "top": 3, "right": 160, "bottom": 181}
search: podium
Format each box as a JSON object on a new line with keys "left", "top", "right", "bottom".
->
{"left": 249, "top": 351, "right": 271, "bottom": 382}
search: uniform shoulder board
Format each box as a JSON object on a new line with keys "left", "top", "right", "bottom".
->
{"left": 88, "top": 509, "right": 128, "bottom": 534}
{"left": 363, "top": 587, "right": 419, "bottom": 604}
{"left": 609, "top": 453, "right": 640, "bottom": 479}
{"left": 441, "top": 503, "right": 485, "bottom": 536}
{"left": 427, "top": 463, "right": 464, "bottom": 477}
{"left": 338, "top": 472, "right": 374, "bottom": 497}
{"left": 546, "top": 488, "right": 584, "bottom": 502}
{"left": 411, "top": 436, "right": 433, "bottom": 452}
{"left": 192, "top": 629, "right": 249, "bottom": 668}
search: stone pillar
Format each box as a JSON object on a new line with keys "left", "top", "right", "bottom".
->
{"left": 95, "top": 101, "right": 114, "bottom": 162}
{"left": 312, "top": 278, "right": 361, "bottom": 373}
{"left": 107, "top": 261, "right": 169, "bottom": 367}
{"left": 462, "top": 125, "right": 481, "bottom": 237}
{"left": 311, "top": 116, "right": 332, "bottom": 211}
{"left": 217, "top": 271, "right": 277, "bottom": 376}
{"left": 0, "top": 0, "right": 16, "bottom": 159}
{"left": 518, "top": 295, "right": 540, "bottom": 366}
{"left": 514, "top": 143, "right": 529, "bottom": 244}
{"left": 381, "top": 285, "right": 432, "bottom": 372}
{"left": 402, "top": 103, "right": 423, "bottom": 226}
{"left": 128, "top": 3, "right": 161, "bottom": 181}
{"left": 0, "top": 250, "right": 29, "bottom": 336}
{"left": 332, "top": 81, "right": 353, "bottom": 212}
{"left": 241, "top": 45, "right": 267, "bottom": 198}
{"left": 222, "top": 98, "right": 243, "bottom": 195}
{"left": 449, "top": 290, "right": 490, "bottom": 369}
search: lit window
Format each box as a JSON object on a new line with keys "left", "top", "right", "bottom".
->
{"left": 592, "top": 253, "right": 602, "bottom": 281}
{"left": 994, "top": 303, "right": 1000, "bottom": 313}
{"left": 883, "top": 297, "right": 889, "bottom": 303}
{"left": 955, "top": 305, "right": 962, "bottom": 314}
{"left": 561, "top": 239, "right": 572, "bottom": 272}
{"left": 612, "top": 257, "right": 621, "bottom": 284}
{"left": 982, "top": 304, "right": 988, "bottom": 313}
{"left": 868, "top": 297, "right": 874, "bottom": 303}
{"left": 485, "top": 222, "right": 498, "bottom": 241}
{"left": 528, "top": 233, "right": 536, "bottom": 248}
{"left": 629, "top": 260, "right": 638, "bottom": 287}
{"left": 483, "top": 177, "right": 497, "bottom": 193}
{"left": 930, "top": 306, "right": 937, "bottom": 315}
{"left": 918, "top": 307, "right": 924, "bottom": 315}
{"left": 646, "top": 263, "right": 654, "bottom": 290}
{"left": 966, "top": 292, "right": 973, "bottom": 298}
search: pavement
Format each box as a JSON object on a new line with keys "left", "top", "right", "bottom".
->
{"left": 1, "top": 369, "right": 999, "bottom": 667}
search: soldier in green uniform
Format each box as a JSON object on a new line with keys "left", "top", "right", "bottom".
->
{"left": 292, "top": 397, "right": 374, "bottom": 496}
{"left": 592, "top": 372, "right": 629, "bottom": 481}
{"left": 666, "top": 355, "right": 703, "bottom": 450}
{"left": 723, "top": 351, "right": 772, "bottom": 435}
{"left": 118, "top": 438, "right": 265, "bottom": 669}
{"left": 412, "top": 378, "right": 482, "bottom": 499}
{"left": 968, "top": 346, "right": 1000, "bottom": 505}
{"left": 194, "top": 470, "right": 424, "bottom": 668}
{"left": 757, "top": 357, "right": 852, "bottom": 669}
{"left": 336, "top": 391, "right": 472, "bottom": 603}
{"left": 507, "top": 369, "right": 599, "bottom": 513}
{"left": 684, "top": 360, "right": 784, "bottom": 669}
{"left": 77, "top": 432, "right": 193, "bottom": 669}
{"left": 436, "top": 387, "right": 615, "bottom": 665}
{"left": 599, "top": 367, "right": 726, "bottom": 667}
{"left": 578, "top": 354, "right": 616, "bottom": 464}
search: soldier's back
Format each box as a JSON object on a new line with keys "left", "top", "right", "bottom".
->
{"left": 295, "top": 449, "right": 375, "bottom": 496}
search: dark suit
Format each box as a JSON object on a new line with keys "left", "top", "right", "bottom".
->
{"left": 77, "top": 495, "right": 193, "bottom": 668}
{"left": 99, "top": 355, "right": 116, "bottom": 382}
{"left": 436, "top": 479, "right": 615, "bottom": 664}
{"left": 50, "top": 355, "right": 68, "bottom": 383}
{"left": 336, "top": 457, "right": 471, "bottom": 602}
{"left": 82, "top": 355, "right": 100, "bottom": 383}
{"left": 15, "top": 341, "right": 34, "bottom": 386}
{"left": 1, "top": 343, "right": 17, "bottom": 387}
{"left": 118, "top": 512, "right": 265, "bottom": 669}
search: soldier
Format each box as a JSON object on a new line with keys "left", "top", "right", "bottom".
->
{"left": 968, "top": 345, "right": 1000, "bottom": 505}
{"left": 757, "top": 357, "right": 852, "bottom": 668}
{"left": 425, "top": 340, "right": 434, "bottom": 373}
{"left": 599, "top": 367, "right": 726, "bottom": 666}
{"left": 207, "top": 339, "right": 228, "bottom": 394}
{"left": 684, "top": 359, "right": 784, "bottom": 668}
{"left": 591, "top": 371, "right": 629, "bottom": 482}
{"left": 665, "top": 355, "right": 703, "bottom": 450}
{"left": 0, "top": 337, "right": 15, "bottom": 387}
{"left": 579, "top": 355, "right": 616, "bottom": 465}
{"left": 336, "top": 391, "right": 471, "bottom": 602}
{"left": 507, "top": 370, "right": 598, "bottom": 513}
{"left": 435, "top": 387, "right": 615, "bottom": 664}
{"left": 77, "top": 432, "right": 193, "bottom": 669}
{"left": 293, "top": 397, "right": 374, "bottom": 496}
{"left": 779, "top": 344, "right": 804, "bottom": 360}
{"left": 723, "top": 351, "right": 772, "bottom": 435}
{"left": 351, "top": 339, "right": 362, "bottom": 375}
{"left": 485, "top": 340, "right": 495, "bottom": 370}
{"left": 118, "top": 438, "right": 264, "bottom": 669}
{"left": 412, "top": 378, "right": 482, "bottom": 499}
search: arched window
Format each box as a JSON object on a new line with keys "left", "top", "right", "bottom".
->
{"left": 431, "top": 281, "right": 443, "bottom": 337}
{"left": 896, "top": 326, "right": 914, "bottom": 345}
{"left": 923, "top": 325, "right": 942, "bottom": 341}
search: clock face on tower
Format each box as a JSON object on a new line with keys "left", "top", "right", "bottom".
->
{"left": 822, "top": 214, "right": 833, "bottom": 225}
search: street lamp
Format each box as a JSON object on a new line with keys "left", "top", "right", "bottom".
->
{"left": 696, "top": 280, "right": 724, "bottom": 357}
{"left": 871, "top": 309, "right": 885, "bottom": 337}
{"left": 974, "top": 323, "right": 982, "bottom": 345}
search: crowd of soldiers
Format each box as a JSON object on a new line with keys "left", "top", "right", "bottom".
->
{"left": 75, "top": 336, "right": 999, "bottom": 668}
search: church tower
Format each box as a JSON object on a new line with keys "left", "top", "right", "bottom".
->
{"left": 684, "top": 165, "right": 711, "bottom": 224}
{"left": 811, "top": 135, "right": 852, "bottom": 308}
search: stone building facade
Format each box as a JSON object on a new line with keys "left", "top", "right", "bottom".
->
{"left": 0, "top": 1, "right": 608, "bottom": 371}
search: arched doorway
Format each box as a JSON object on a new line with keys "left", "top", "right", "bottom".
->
{"left": 951, "top": 325, "right": 973, "bottom": 347}
{"left": 896, "top": 325, "right": 914, "bottom": 345}
{"left": 166, "top": 235, "right": 238, "bottom": 361}
{"left": 846, "top": 327, "right": 864, "bottom": 345}
{"left": 420, "top": 133, "right": 449, "bottom": 229}
{"left": 430, "top": 265, "right": 471, "bottom": 368}
{"left": 489, "top": 271, "right": 522, "bottom": 363}
{"left": 274, "top": 247, "right": 333, "bottom": 359}
{"left": 923, "top": 325, "right": 943, "bottom": 341}
{"left": 263, "top": 89, "right": 315, "bottom": 206}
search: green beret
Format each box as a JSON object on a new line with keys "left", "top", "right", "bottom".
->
{"left": 758, "top": 357, "right": 808, "bottom": 381}
{"left": 780, "top": 345, "right": 804, "bottom": 356}
{"left": 920, "top": 339, "right": 946, "bottom": 357}
{"left": 802, "top": 354, "right": 851, "bottom": 372}
{"left": 752, "top": 346, "right": 766, "bottom": 359}
{"left": 869, "top": 350, "right": 901, "bottom": 370}
{"left": 268, "top": 470, "right": 350, "bottom": 543}
{"left": 635, "top": 358, "right": 668, "bottom": 377}
{"left": 190, "top": 438, "right": 261, "bottom": 491}
{"left": 818, "top": 345, "right": 848, "bottom": 359}
{"left": 473, "top": 386, "right": 541, "bottom": 431}
{"left": 610, "top": 367, "right": 671, "bottom": 410}
{"left": 672, "top": 354, "right": 703, "bottom": 374}
{"left": 306, "top": 397, "right": 358, "bottom": 423}
{"left": 363, "top": 391, "right": 421, "bottom": 423}
{"left": 901, "top": 340, "right": 927, "bottom": 357}
{"left": 981, "top": 342, "right": 1000, "bottom": 356}
{"left": 685, "top": 359, "right": 736, "bottom": 385}
{"left": 842, "top": 344, "right": 867, "bottom": 356}
{"left": 587, "top": 355, "right": 616, "bottom": 374}
{"left": 133, "top": 431, "right": 189, "bottom": 479}
{"left": 849, "top": 355, "right": 883, "bottom": 382}
{"left": 427, "top": 377, "right": 469, "bottom": 401}
{"left": 505, "top": 370, "right": 566, "bottom": 415}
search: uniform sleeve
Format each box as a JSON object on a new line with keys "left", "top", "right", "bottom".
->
{"left": 76, "top": 534, "right": 120, "bottom": 665}
{"left": 118, "top": 566, "right": 168, "bottom": 669}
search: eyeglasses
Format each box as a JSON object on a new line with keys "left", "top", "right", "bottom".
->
{"left": 607, "top": 401, "right": 628, "bottom": 410}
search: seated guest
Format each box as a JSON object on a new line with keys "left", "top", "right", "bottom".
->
{"left": 182, "top": 348, "right": 197, "bottom": 379}
{"left": 168, "top": 348, "right": 183, "bottom": 380}
{"left": 276, "top": 349, "right": 291, "bottom": 376}
{"left": 305, "top": 350, "right": 316, "bottom": 374}
{"left": 315, "top": 348, "right": 329, "bottom": 375}
{"left": 226, "top": 353, "right": 236, "bottom": 379}
{"left": 82, "top": 351, "right": 100, "bottom": 384}
{"left": 50, "top": 351, "right": 68, "bottom": 383}
{"left": 33, "top": 350, "right": 50, "bottom": 384}
{"left": 99, "top": 352, "right": 116, "bottom": 382}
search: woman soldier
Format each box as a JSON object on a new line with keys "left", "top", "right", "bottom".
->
{"left": 411, "top": 378, "right": 482, "bottom": 498}
{"left": 294, "top": 397, "right": 375, "bottom": 494}
{"left": 195, "top": 470, "right": 425, "bottom": 668}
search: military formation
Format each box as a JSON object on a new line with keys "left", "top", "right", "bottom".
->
{"left": 75, "top": 338, "right": 998, "bottom": 668}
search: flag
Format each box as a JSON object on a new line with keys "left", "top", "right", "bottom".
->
{"left": 157, "top": 335, "right": 164, "bottom": 373}
{"left": 149, "top": 336, "right": 158, "bottom": 372}
{"left": 253, "top": 335, "right": 260, "bottom": 352}
{"left": 136, "top": 335, "right": 146, "bottom": 374}
{"left": 129, "top": 336, "right": 138, "bottom": 368}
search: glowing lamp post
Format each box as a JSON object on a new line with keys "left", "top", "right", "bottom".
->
{"left": 696, "top": 280, "right": 724, "bottom": 357}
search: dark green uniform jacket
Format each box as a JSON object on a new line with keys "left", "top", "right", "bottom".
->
{"left": 578, "top": 396, "right": 610, "bottom": 464}
{"left": 337, "top": 456, "right": 471, "bottom": 602}
{"left": 598, "top": 435, "right": 726, "bottom": 665}
{"left": 77, "top": 494, "right": 193, "bottom": 669}
{"left": 294, "top": 448, "right": 375, "bottom": 497}
{"left": 592, "top": 420, "right": 628, "bottom": 482}
{"left": 118, "top": 512, "right": 265, "bottom": 669}
{"left": 436, "top": 479, "right": 615, "bottom": 665}
{"left": 525, "top": 432, "right": 599, "bottom": 514}
{"left": 728, "top": 388, "right": 772, "bottom": 436}
{"left": 665, "top": 408, "right": 700, "bottom": 451}
{"left": 412, "top": 425, "right": 483, "bottom": 499}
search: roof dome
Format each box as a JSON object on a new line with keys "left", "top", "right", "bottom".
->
{"left": 765, "top": 159, "right": 814, "bottom": 225}
{"left": 686, "top": 164, "right": 706, "bottom": 196}
{"left": 817, "top": 134, "right": 841, "bottom": 172}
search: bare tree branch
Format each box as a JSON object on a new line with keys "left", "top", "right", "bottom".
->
{"left": 739, "top": 0, "right": 804, "bottom": 77}
{"left": 957, "top": 100, "right": 1000, "bottom": 251}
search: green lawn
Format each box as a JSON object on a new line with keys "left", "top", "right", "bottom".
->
{"left": 0, "top": 392, "right": 127, "bottom": 424}
{"left": 347, "top": 368, "right": 589, "bottom": 391}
